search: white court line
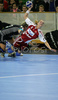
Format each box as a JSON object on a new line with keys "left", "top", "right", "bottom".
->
{"left": 0, "top": 73, "right": 58, "bottom": 79}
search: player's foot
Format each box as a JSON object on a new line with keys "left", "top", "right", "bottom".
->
{"left": 1, "top": 53, "right": 5, "bottom": 57}
{"left": 20, "top": 53, "right": 23, "bottom": 56}
{"left": 8, "top": 52, "right": 16, "bottom": 57}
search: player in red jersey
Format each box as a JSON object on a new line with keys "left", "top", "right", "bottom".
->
{"left": 13, "top": 5, "right": 56, "bottom": 52}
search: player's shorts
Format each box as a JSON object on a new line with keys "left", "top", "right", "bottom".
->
{"left": 13, "top": 36, "right": 28, "bottom": 48}
{"left": 4, "top": 35, "right": 13, "bottom": 40}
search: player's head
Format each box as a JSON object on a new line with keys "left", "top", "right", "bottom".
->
{"left": 38, "top": 20, "right": 44, "bottom": 25}
{"left": 21, "top": 22, "right": 28, "bottom": 31}
{"left": 35, "top": 20, "right": 44, "bottom": 28}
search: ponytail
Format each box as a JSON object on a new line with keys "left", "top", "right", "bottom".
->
{"left": 35, "top": 20, "right": 38, "bottom": 25}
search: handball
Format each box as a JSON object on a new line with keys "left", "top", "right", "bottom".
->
{"left": 26, "top": 1, "right": 32, "bottom": 8}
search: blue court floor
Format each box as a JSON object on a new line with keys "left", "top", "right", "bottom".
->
{"left": 0, "top": 54, "right": 58, "bottom": 100}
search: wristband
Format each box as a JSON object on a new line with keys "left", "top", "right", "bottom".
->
{"left": 19, "top": 26, "right": 24, "bottom": 31}
{"left": 26, "top": 10, "right": 30, "bottom": 14}
{"left": 19, "top": 28, "right": 23, "bottom": 31}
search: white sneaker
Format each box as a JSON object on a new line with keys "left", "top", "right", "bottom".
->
{"left": 20, "top": 53, "right": 23, "bottom": 56}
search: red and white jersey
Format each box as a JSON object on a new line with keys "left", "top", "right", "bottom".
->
{"left": 13, "top": 18, "right": 46, "bottom": 47}
{"left": 21, "top": 25, "right": 39, "bottom": 43}
{"left": 22, "top": 18, "right": 46, "bottom": 43}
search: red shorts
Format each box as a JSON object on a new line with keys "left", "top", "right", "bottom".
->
{"left": 13, "top": 36, "right": 28, "bottom": 48}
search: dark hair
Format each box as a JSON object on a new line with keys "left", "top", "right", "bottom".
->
{"left": 21, "top": 22, "right": 28, "bottom": 27}
{"left": 12, "top": 3, "right": 17, "bottom": 7}
{"left": 39, "top": 5, "right": 44, "bottom": 9}
{"left": 22, "top": 4, "right": 28, "bottom": 9}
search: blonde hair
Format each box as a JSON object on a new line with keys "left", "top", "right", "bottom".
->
{"left": 35, "top": 20, "right": 38, "bottom": 25}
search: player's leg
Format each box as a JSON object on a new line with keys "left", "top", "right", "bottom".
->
{"left": 6, "top": 37, "right": 16, "bottom": 57}
{"left": 0, "top": 42, "right": 6, "bottom": 57}
{"left": 0, "top": 32, "right": 6, "bottom": 57}
{"left": 13, "top": 36, "right": 23, "bottom": 56}
{"left": 7, "top": 37, "right": 23, "bottom": 57}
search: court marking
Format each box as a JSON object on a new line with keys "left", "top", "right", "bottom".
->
{"left": 0, "top": 73, "right": 58, "bottom": 79}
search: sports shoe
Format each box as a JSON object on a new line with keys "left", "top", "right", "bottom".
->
{"left": 8, "top": 52, "right": 16, "bottom": 57}
{"left": 20, "top": 53, "right": 23, "bottom": 56}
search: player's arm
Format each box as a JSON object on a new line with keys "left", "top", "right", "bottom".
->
{"left": 28, "top": 41, "right": 34, "bottom": 46}
{"left": 39, "top": 31, "right": 56, "bottom": 52}
{"left": 18, "top": 29, "right": 22, "bottom": 33}
{"left": 44, "top": 41, "right": 56, "bottom": 52}
{"left": 24, "top": 5, "right": 35, "bottom": 26}
{"left": 24, "top": 5, "right": 33, "bottom": 20}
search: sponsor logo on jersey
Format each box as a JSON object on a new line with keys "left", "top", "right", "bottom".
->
{"left": 28, "top": 28, "right": 34, "bottom": 36}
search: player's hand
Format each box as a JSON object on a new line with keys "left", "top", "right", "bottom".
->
{"left": 51, "top": 48, "right": 57, "bottom": 52}
{"left": 29, "top": 4, "right": 33, "bottom": 9}
{"left": 30, "top": 4, "right": 33, "bottom": 8}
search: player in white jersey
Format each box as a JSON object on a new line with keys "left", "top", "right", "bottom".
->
{"left": 13, "top": 4, "right": 56, "bottom": 52}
